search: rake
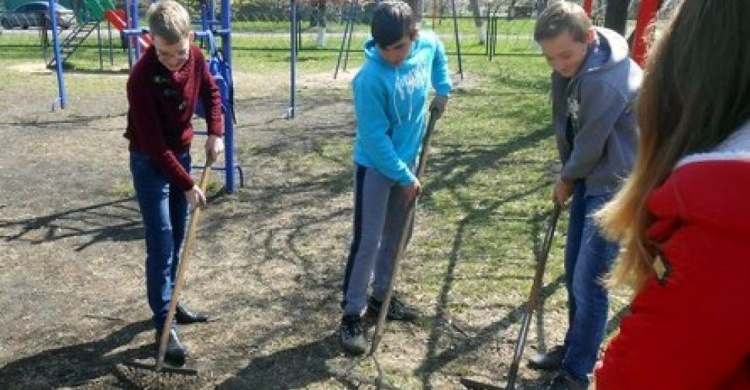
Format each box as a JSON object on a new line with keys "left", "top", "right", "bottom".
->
{"left": 461, "top": 203, "right": 562, "bottom": 390}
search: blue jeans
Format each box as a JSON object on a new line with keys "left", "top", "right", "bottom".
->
{"left": 561, "top": 182, "right": 618, "bottom": 384}
{"left": 130, "top": 151, "right": 190, "bottom": 332}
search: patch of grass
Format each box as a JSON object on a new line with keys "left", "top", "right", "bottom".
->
{"left": 207, "top": 180, "right": 224, "bottom": 195}
{"left": 110, "top": 180, "right": 134, "bottom": 198}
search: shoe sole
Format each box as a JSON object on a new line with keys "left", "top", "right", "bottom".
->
{"left": 365, "top": 307, "right": 418, "bottom": 322}
{"left": 341, "top": 342, "right": 366, "bottom": 356}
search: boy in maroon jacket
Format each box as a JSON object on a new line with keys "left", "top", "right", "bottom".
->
{"left": 125, "top": 0, "right": 223, "bottom": 366}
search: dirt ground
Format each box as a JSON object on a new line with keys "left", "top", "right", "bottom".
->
{"left": 0, "top": 64, "right": 581, "bottom": 390}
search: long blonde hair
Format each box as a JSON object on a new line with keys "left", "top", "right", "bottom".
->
{"left": 597, "top": 0, "right": 750, "bottom": 292}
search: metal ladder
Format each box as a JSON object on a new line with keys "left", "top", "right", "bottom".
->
{"left": 47, "top": 19, "right": 101, "bottom": 68}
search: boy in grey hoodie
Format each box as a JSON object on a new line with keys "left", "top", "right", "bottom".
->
{"left": 528, "top": 2, "right": 642, "bottom": 389}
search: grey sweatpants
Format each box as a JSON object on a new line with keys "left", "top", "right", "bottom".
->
{"left": 341, "top": 164, "right": 414, "bottom": 316}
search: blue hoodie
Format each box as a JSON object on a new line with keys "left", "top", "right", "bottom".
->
{"left": 352, "top": 30, "right": 452, "bottom": 185}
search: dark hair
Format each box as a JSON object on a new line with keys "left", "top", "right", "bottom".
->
{"left": 371, "top": 0, "right": 416, "bottom": 48}
{"left": 534, "top": 1, "right": 591, "bottom": 43}
{"left": 598, "top": 0, "right": 750, "bottom": 291}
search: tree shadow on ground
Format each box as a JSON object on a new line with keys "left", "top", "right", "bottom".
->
{"left": 0, "top": 198, "right": 142, "bottom": 251}
{"left": 215, "top": 334, "right": 359, "bottom": 390}
{"left": 0, "top": 320, "right": 151, "bottom": 390}
{"left": 409, "top": 123, "right": 561, "bottom": 389}
{"left": 191, "top": 94, "right": 562, "bottom": 389}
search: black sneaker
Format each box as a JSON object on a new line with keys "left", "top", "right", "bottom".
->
{"left": 339, "top": 314, "right": 367, "bottom": 355}
{"left": 545, "top": 372, "right": 587, "bottom": 390}
{"left": 366, "top": 296, "right": 419, "bottom": 322}
{"left": 528, "top": 344, "right": 567, "bottom": 371}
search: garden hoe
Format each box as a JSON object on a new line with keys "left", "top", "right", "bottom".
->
{"left": 460, "top": 203, "right": 562, "bottom": 390}
{"left": 123, "top": 158, "right": 215, "bottom": 377}
{"left": 330, "top": 108, "right": 440, "bottom": 390}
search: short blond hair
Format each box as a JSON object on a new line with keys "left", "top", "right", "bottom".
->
{"left": 147, "top": 0, "right": 191, "bottom": 44}
{"left": 534, "top": 1, "right": 592, "bottom": 43}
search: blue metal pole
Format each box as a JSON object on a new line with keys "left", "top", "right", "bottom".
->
{"left": 201, "top": 3, "right": 209, "bottom": 51}
{"left": 208, "top": 0, "right": 216, "bottom": 25}
{"left": 131, "top": 0, "right": 141, "bottom": 59}
{"left": 201, "top": 4, "right": 207, "bottom": 31}
{"left": 49, "top": 0, "right": 67, "bottom": 109}
{"left": 289, "top": 0, "right": 297, "bottom": 119}
{"left": 125, "top": 0, "right": 134, "bottom": 68}
{"left": 221, "top": 0, "right": 236, "bottom": 192}
{"left": 97, "top": 21, "right": 103, "bottom": 70}
{"left": 108, "top": 20, "right": 114, "bottom": 66}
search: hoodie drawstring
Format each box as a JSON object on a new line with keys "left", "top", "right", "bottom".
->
{"left": 393, "top": 67, "right": 402, "bottom": 126}
{"left": 393, "top": 66, "right": 416, "bottom": 125}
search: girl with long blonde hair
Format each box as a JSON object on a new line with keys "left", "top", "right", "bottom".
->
{"left": 594, "top": 0, "right": 750, "bottom": 388}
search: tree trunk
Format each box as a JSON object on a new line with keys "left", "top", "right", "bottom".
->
{"left": 468, "top": 0, "right": 485, "bottom": 44}
{"left": 604, "top": 0, "right": 631, "bottom": 36}
{"left": 506, "top": 0, "right": 518, "bottom": 20}
{"left": 407, "top": 0, "right": 422, "bottom": 21}
{"left": 312, "top": 0, "right": 326, "bottom": 47}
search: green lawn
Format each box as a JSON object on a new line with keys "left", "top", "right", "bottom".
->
{"left": 0, "top": 15, "right": 539, "bottom": 66}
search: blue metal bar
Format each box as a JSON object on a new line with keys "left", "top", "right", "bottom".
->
{"left": 208, "top": 0, "right": 216, "bottom": 24}
{"left": 97, "top": 21, "right": 103, "bottom": 70}
{"left": 201, "top": 4, "right": 209, "bottom": 37}
{"left": 121, "top": 28, "right": 146, "bottom": 35}
{"left": 125, "top": 0, "right": 134, "bottom": 68}
{"left": 131, "top": 0, "right": 141, "bottom": 59}
{"left": 108, "top": 20, "right": 114, "bottom": 66}
{"left": 220, "top": 0, "right": 238, "bottom": 192}
{"left": 289, "top": 0, "right": 297, "bottom": 119}
{"left": 194, "top": 30, "right": 211, "bottom": 39}
{"left": 187, "top": 0, "right": 242, "bottom": 192}
{"left": 220, "top": 0, "right": 231, "bottom": 68}
{"left": 48, "top": 0, "right": 67, "bottom": 109}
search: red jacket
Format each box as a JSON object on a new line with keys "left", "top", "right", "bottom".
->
{"left": 125, "top": 45, "right": 223, "bottom": 191}
{"left": 595, "top": 153, "right": 750, "bottom": 389}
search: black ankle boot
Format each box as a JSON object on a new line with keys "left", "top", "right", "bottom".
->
{"left": 528, "top": 345, "right": 567, "bottom": 371}
{"left": 175, "top": 304, "right": 209, "bottom": 324}
{"left": 155, "top": 329, "right": 188, "bottom": 366}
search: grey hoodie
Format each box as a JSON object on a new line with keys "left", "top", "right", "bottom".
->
{"left": 551, "top": 27, "right": 642, "bottom": 196}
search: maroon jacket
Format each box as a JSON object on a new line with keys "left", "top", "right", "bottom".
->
{"left": 125, "top": 44, "right": 223, "bottom": 190}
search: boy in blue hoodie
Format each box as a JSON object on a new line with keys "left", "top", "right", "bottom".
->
{"left": 527, "top": 2, "right": 642, "bottom": 389}
{"left": 339, "top": 0, "right": 451, "bottom": 355}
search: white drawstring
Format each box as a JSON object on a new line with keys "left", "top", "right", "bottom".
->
{"left": 394, "top": 67, "right": 402, "bottom": 125}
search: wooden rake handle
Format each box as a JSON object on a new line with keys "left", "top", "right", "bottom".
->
{"left": 156, "top": 159, "right": 213, "bottom": 370}
{"left": 504, "top": 203, "right": 561, "bottom": 390}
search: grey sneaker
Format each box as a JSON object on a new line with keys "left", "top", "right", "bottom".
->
{"left": 339, "top": 314, "right": 367, "bottom": 355}
{"left": 366, "top": 296, "right": 419, "bottom": 322}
